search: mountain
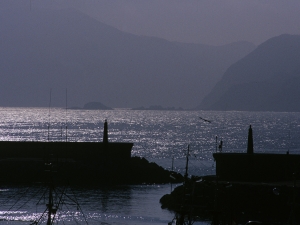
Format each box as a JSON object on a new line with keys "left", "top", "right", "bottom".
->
{"left": 0, "top": 7, "right": 255, "bottom": 109}
{"left": 197, "top": 34, "right": 300, "bottom": 112}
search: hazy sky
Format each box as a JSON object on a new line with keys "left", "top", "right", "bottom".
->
{"left": 8, "top": 0, "right": 299, "bottom": 46}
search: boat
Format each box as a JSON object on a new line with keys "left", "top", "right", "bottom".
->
{"left": 29, "top": 159, "right": 88, "bottom": 225}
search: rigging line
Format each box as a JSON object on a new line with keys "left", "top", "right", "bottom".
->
{"left": 36, "top": 186, "right": 49, "bottom": 206}
{"left": 70, "top": 187, "right": 89, "bottom": 225}
{"left": 53, "top": 186, "right": 68, "bottom": 209}
{"left": 187, "top": 153, "right": 209, "bottom": 167}
{"left": 0, "top": 186, "right": 31, "bottom": 206}
{"left": 3, "top": 186, "right": 32, "bottom": 214}
{"left": 32, "top": 207, "right": 48, "bottom": 225}
{"left": 57, "top": 195, "right": 78, "bottom": 225}
{"left": 14, "top": 186, "right": 45, "bottom": 211}
{"left": 54, "top": 201, "right": 65, "bottom": 224}
{"left": 189, "top": 159, "right": 207, "bottom": 169}
{"left": 54, "top": 186, "right": 83, "bottom": 208}
{"left": 59, "top": 190, "right": 79, "bottom": 204}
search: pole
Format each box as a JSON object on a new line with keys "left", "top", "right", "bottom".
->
{"left": 184, "top": 145, "right": 190, "bottom": 183}
{"left": 47, "top": 184, "right": 53, "bottom": 225}
{"left": 65, "top": 88, "right": 68, "bottom": 142}
{"left": 171, "top": 156, "right": 174, "bottom": 193}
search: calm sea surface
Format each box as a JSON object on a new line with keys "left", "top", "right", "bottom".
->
{"left": 0, "top": 108, "right": 300, "bottom": 224}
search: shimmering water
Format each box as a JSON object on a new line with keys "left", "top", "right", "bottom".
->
{"left": 0, "top": 108, "right": 300, "bottom": 224}
{"left": 0, "top": 185, "right": 175, "bottom": 225}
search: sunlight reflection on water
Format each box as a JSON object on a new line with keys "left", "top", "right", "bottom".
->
{"left": 1, "top": 108, "right": 300, "bottom": 224}
{"left": 1, "top": 108, "right": 300, "bottom": 175}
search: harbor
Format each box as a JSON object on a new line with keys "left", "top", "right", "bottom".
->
{"left": 1, "top": 108, "right": 300, "bottom": 224}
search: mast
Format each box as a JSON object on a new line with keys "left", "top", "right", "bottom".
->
{"left": 44, "top": 160, "right": 57, "bottom": 225}
{"left": 65, "top": 88, "right": 68, "bottom": 142}
{"left": 48, "top": 89, "right": 52, "bottom": 142}
{"left": 171, "top": 156, "right": 174, "bottom": 193}
{"left": 103, "top": 119, "right": 108, "bottom": 143}
{"left": 184, "top": 145, "right": 190, "bottom": 183}
{"left": 47, "top": 181, "right": 54, "bottom": 225}
{"left": 176, "top": 145, "right": 191, "bottom": 225}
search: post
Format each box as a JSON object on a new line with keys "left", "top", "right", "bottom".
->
{"left": 247, "top": 125, "right": 253, "bottom": 154}
{"left": 103, "top": 120, "right": 108, "bottom": 144}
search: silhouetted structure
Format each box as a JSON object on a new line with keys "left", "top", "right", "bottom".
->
{"left": 214, "top": 152, "right": 300, "bottom": 182}
{"left": 0, "top": 141, "right": 132, "bottom": 161}
{"left": 0, "top": 120, "right": 131, "bottom": 162}
{"left": 103, "top": 119, "right": 108, "bottom": 144}
{"left": 213, "top": 125, "right": 300, "bottom": 182}
{"left": 247, "top": 125, "right": 253, "bottom": 154}
{"left": 0, "top": 121, "right": 184, "bottom": 185}
{"left": 163, "top": 125, "right": 300, "bottom": 224}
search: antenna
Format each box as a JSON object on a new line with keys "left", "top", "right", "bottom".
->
{"left": 287, "top": 122, "right": 291, "bottom": 154}
{"left": 61, "top": 126, "right": 63, "bottom": 142}
{"left": 184, "top": 145, "right": 190, "bottom": 183}
{"left": 171, "top": 156, "right": 174, "bottom": 193}
{"left": 48, "top": 89, "right": 52, "bottom": 142}
{"left": 65, "top": 88, "right": 68, "bottom": 142}
{"left": 216, "top": 136, "right": 218, "bottom": 153}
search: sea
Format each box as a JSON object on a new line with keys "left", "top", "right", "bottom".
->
{"left": 0, "top": 107, "right": 300, "bottom": 225}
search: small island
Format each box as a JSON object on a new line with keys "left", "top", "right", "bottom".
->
{"left": 132, "top": 105, "right": 184, "bottom": 111}
{"left": 70, "top": 101, "right": 113, "bottom": 110}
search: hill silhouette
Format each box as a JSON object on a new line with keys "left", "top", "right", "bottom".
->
{"left": 197, "top": 34, "right": 300, "bottom": 112}
{"left": 0, "top": 7, "right": 255, "bottom": 109}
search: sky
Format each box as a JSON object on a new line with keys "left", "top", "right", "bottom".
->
{"left": 1, "top": 0, "right": 300, "bottom": 108}
{"left": 7, "top": 0, "right": 300, "bottom": 46}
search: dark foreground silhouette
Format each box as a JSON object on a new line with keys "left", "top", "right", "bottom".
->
{"left": 0, "top": 156, "right": 183, "bottom": 186}
{"left": 160, "top": 176, "right": 300, "bottom": 224}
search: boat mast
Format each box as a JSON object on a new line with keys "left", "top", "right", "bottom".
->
{"left": 184, "top": 145, "right": 190, "bottom": 183}
{"left": 176, "top": 145, "right": 192, "bottom": 225}
{"left": 47, "top": 180, "right": 54, "bottom": 225}
{"left": 48, "top": 89, "right": 52, "bottom": 142}
{"left": 65, "top": 88, "right": 68, "bottom": 142}
{"left": 171, "top": 156, "right": 174, "bottom": 193}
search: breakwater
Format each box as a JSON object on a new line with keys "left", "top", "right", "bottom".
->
{"left": 0, "top": 154, "right": 183, "bottom": 185}
{"left": 160, "top": 176, "right": 300, "bottom": 224}
{"left": 0, "top": 141, "right": 183, "bottom": 185}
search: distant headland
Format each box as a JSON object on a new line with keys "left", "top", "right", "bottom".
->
{"left": 132, "top": 105, "right": 184, "bottom": 111}
{"left": 70, "top": 101, "right": 113, "bottom": 110}
{"left": 69, "top": 103, "right": 186, "bottom": 111}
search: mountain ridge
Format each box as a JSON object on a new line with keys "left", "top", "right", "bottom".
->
{"left": 197, "top": 34, "right": 300, "bottom": 112}
{"left": 0, "top": 7, "right": 255, "bottom": 108}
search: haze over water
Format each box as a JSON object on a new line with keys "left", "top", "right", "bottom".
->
{"left": 0, "top": 108, "right": 300, "bottom": 224}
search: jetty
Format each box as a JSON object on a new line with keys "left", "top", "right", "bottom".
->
{"left": 0, "top": 120, "right": 183, "bottom": 185}
{"left": 161, "top": 125, "right": 300, "bottom": 224}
